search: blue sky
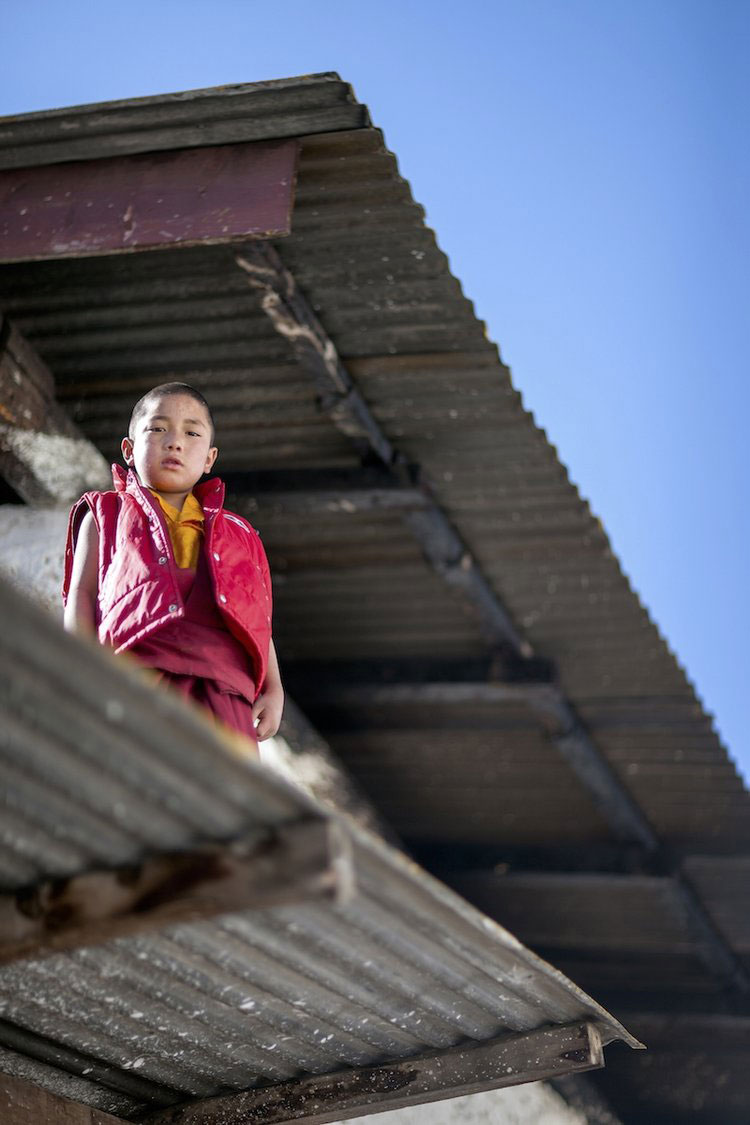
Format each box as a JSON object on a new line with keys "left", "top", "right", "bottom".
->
{"left": 2, "top": 0, "right": 748, "bottom": 782}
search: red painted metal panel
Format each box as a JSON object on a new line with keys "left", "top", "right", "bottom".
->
{"left": 0, "top": 139, "right": 298, "bottom": 261}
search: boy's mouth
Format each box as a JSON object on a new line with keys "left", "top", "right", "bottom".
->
{"left": 162, "top": 457, "right": 183, "bottom": 468}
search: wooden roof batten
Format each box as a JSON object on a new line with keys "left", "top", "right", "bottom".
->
{"left": 0, "top": 1026, "right": 605, "bottom": 1125}
{"left": 143, "top": 1023, "right": 604, "bottom": 1125}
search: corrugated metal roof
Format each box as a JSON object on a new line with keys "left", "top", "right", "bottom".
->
{"left": 0, "top": 128, "right": 738, "bottom": 818}
{"left": 0, "top": 577, "right": 636, "bottom": 1119}
{"left": 0, "top": 74, "right": 368, "bottom": 169}
{"left": 0, "top": 74, "right": 747, "bottom": 1124}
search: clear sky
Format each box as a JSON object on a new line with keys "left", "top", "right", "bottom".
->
{"left": 2, "top": 0, "right": 748, "bottom": 782}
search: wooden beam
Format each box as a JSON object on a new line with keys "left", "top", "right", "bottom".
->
{"left": 283, "top": 654, "right": 555, "bottom": 690}
{"left": 144, "top": 1021, "right": 604, "bottom": 1125}
{"left": 0, "top": 140, "right": 298, "bottom": 261}
{"left": 673, "top": 867, "right": 750, "bottom": 995}
{"left": 294, "top": 677, "right": 659, "bottom": 852}
{"left": 232, "top": 246, "right": 746, "bottom": 998}
{"left": 236, "top": 244, "right": 396, "bottom": 464}
{"left": 222, "top": 465, "right": 429, "bottom": 517}
{"left": 235, "top": 244, "right": 529, "bottom": 655}
{"left": 0, "top": 315, "right": 109, "bottom": 503}
{"left": 0, "top": 818, "right": 351, "bottom": 966}
{"left": 0, "top": 1070, "right": 125, "bottom": 1125}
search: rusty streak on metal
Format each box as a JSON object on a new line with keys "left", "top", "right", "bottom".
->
{"left": 0, "top": 140, "right": 298, "bottom": 262}
{"left": 144, "top": 1021, "right": 604, "bottom": 1125}
{"left": 0, "top": 819, "right": 352, "bottom": 966}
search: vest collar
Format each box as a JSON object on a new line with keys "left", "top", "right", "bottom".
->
{"left": 110, "top": 463, "right": 225, "bottom": 512}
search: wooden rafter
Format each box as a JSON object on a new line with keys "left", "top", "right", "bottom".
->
{"left": 0, "top": 819, "right": 351, "bottom": 967}
{"left": 284, "top": 672, "right": 750, "bottom": 994}
{"left": 0, "top": 140, "right": 298, "bottom": 262}
{"left": 222, "top": 465, "right": 429, "bottom": 517}
{"left": 288, "top": 674, "right": 658, "bottom": 852}
{"left": 235, "top": 244, "right": 528, "bottom": 655}
{"left": 0, "top": 315, "right": 109, "bottom": 504}
{"left": 144, "top": 1021, "right": 604, "bottom": 1125}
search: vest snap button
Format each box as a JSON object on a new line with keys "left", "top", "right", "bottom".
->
{"left": 213, "top": 552, "right": 220, "bottom": 561}
{"left": 219, "top": 594, "right": 227, "bottom": 604}
{"left": 168, "top": 603, "right": 178, "bottom": 613}
{"left": 159, "top": 556, "right": 168, "bottom": 565}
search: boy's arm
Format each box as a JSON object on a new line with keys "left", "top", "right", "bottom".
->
{"left": 251, "top": 638, "right": 284, "bottom": 741}
{"left": 63, "top": 510, "right": 100, "bottom": 636}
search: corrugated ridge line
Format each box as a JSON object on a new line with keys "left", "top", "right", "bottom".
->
{"left": 0, "top": 74, "right": 368, "bottom": 168}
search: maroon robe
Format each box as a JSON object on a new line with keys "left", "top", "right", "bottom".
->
{"left": 129, "top": 550, "right": 258, "bottom": 746}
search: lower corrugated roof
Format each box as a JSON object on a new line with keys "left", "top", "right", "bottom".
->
{"left": 0, "top": 576, "right": 637, "bottom": 1119}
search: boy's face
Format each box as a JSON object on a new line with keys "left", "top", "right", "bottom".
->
{"left": 121, "top": 393, "right": 218, "bottom": 503}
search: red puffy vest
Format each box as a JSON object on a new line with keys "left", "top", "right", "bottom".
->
{"left": 62, "top": 465, "right": 273, "bottom": 691}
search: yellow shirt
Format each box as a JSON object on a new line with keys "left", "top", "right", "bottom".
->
{"left": 150, "top": 490, "right": 204, "bottom": 569}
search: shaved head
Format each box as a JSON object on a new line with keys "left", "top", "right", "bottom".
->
{"left": 129, "top": 383, "right": 215, "bottom": 443}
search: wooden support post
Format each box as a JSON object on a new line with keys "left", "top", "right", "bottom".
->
{"left": 0, "top": 140, "right": 298, "bottom": 261}
{"left": 0, "top": 1070, "right": 126, "bottom": 1124}
{"left": 0, "top": 819, "right": 352, "bottom": 966}
{"left": 145, "top": 1021, "right": 604, "bottom": 1125}
{"left": 0, "top": 315, "right": 110, "bottom": 504}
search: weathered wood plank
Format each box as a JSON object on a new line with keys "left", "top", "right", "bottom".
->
{"left": 0, "top": 140, "right": 298, "bottom": 261}
{"left": 0, "top": 819, "right": 351, "bottom": 966}
{"left": 144, "top": 1021, "right": 604, "bottom": 1124}
{"left": 0, "top": 1070, "right": 125, "bottom": 1124}
{"left": 0, "top": 316, "right": 110, "bottom": 503}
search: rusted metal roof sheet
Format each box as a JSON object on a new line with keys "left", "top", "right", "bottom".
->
{"left": 0, "top": 577, "right": 636, "bottom": 1119}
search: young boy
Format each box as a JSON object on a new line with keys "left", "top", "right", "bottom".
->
{"left": 63, "top": 382, "right": 283, "bottom": 745}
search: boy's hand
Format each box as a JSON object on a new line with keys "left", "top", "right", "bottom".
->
{"left": 251, "top": 688, "right": 284, "bottom": 741}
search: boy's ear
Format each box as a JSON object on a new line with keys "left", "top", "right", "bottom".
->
{"left": 121, "top": 436, "right": 134, "bottom": 465}
{"left": 204, "top": 446, "right": 218, "bottom": 473}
